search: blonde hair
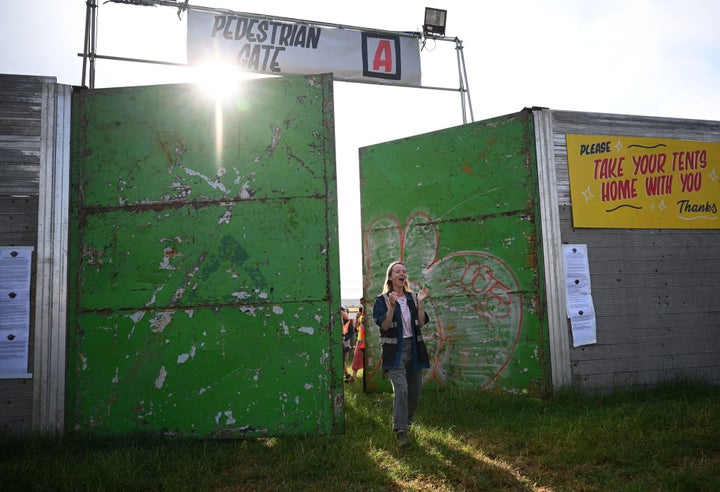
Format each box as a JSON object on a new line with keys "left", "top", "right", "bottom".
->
{"left": 382, "top": 261, "right": 414, "bottom": 294}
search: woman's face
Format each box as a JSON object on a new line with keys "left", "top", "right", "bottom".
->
{"left": 389, "top": 263, "right": 407, "bottom": 290}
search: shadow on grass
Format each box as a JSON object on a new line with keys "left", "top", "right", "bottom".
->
{"left": 0, "top": 379, "right": 718, "bottom": 491}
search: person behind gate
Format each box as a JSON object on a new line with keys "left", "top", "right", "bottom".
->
{"left": 351, "top": 306, "right": 365, "bottom": 383}
{"left": 372, "top": 261, "right": 430, "bottom": 449}
{"left": 340, "top": 306, "right": 355, "bottom": 383}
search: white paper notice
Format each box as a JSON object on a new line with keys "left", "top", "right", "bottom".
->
{"left": 0, "top": 246, "right": 34, "bottom": 374}
{"left": 562, "top": 244, "right": 597, "bottom": 347}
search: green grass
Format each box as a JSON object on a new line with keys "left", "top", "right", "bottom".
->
{"left": 1, "top": 379, "right": 718, "bottom": 491}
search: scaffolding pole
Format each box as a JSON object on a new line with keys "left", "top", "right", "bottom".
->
{"left": 81, "top": 0, "right": 98, "bottom": 88}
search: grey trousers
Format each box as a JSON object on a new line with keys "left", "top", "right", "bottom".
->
{"left": 388, "top": 338, "right": 424, "bottom": 431}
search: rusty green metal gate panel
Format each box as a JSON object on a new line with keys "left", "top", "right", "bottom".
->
{"left": 360, "top": 110, "right": 550, "bottom": 395}
{"left": 67, "top": 75, "right": 343, "bottom": 437}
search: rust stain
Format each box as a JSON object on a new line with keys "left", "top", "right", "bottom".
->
{"left": 267, "top": 125, "right": 281, "bottom": 156}
{"left": 82, "top": 243, "right": 104, "bottom": 270}
{"left": 155, "top": 133, "right": 174, "bottom": 164}
{"left": 163, "top": 247, "right": 178, "bottom": 258}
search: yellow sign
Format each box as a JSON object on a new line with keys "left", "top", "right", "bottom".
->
{"left": 566, "top": 134, "right": 720, "bottom": 229}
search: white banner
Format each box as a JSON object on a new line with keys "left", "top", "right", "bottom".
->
{"left": 187, "top": 11, "right": 421, "bottom": 86}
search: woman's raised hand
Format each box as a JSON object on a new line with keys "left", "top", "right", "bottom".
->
{"left": 418, "top": 286, "right": 429, "bottom": 302}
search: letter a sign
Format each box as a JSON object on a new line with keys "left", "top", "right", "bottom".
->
{"left": 188, "top": 11, "right": 421, "bottom": 87}
{"left": 362, "top": 33, "right": 405, "bottom": 81}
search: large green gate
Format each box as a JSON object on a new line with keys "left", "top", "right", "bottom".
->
{"left": 67, "top": 75, "right": 343, "bottom": 437}
{"left": 360, "top": 110, "right": 550, "bottom": 394}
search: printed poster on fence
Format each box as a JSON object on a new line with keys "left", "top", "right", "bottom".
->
{"left": 566, "top": 134, "right": 720, "bottom": 229}
{"left": 562, "top": 244, "right": 596, "bottom": 347}
{"left": 0, "top": 246, "right": 33, "bottom": 374}
{"left": 187, "top": 10, "right": 422, "bottom": 86}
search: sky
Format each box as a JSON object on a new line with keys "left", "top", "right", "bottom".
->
{"left": 2, "top": 0, "right": 719, "bottom": 301}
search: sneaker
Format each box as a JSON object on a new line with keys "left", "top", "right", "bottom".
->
{"left": 397, "top": 430, "right": 409, "bottom": 449}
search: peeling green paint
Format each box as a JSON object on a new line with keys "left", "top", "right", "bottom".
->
{"left": 360, "top": 110, "right": 550, "bottom": 395}
{"left": 68, "top": 75, "right": 343, "bottom": 437}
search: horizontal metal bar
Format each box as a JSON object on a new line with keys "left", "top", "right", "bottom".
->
{"left": 336, "top": 78, "right": 464, "bottom": 93}
{"left": 77, "top": 53, "right": 187, "bottom": 67}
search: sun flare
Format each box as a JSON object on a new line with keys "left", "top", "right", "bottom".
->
{"left": 191, "top": 61, "right": 249, "bottom": 165}
{"left": 193, "top": 60, "right": 246, "bottom": 101}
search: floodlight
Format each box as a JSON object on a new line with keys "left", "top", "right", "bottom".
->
{"left": 423, "top": 7, "right": 447, "bottom": 37}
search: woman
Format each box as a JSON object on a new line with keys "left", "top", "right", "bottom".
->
{"left": 373, "top": 261, "right": 430, "bottom": 449}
